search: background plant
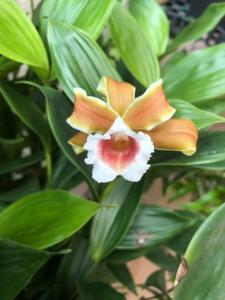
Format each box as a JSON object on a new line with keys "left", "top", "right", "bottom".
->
{"left": 0, "top": 0, "right": 225, "bottom": 299}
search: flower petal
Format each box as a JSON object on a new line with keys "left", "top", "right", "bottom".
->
{"left": 97, "top": 77, "right": 135, "bottom": 115}
{"left": 147, "top": 119, "right": 198, "bottom": 156}
{"left": 67, "top": 88, "right": 118, "bottom": 134}
{"left": 84, "top": 117, "right": 154, "bottom": 183}
{"left": 68, "top": 132, "right": 88, "bottom": 154}
{"left": 123, "top": 79, "right": 175, "bottom": 131}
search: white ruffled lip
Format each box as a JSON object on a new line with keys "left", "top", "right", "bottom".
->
{"left": 83, "top": 117, "right": 154, "bottom": 183}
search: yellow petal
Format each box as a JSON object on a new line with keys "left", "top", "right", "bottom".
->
{"left": 97, "top": 77, "right": 135, "bottom": 115}
{"left": 67, "top": 88, "right": 118, "bottom": 134}
{"left": 146, "top": 119, "right": 198, "bottom": 156}
{"left": 68, "top": 132, "right": 88, "bottom": 154}
{"left": 123, "top": 79, "right": 175, "bottom": 131}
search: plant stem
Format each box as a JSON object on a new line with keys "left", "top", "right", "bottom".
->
{"left": 45, "top": 149, "right": 52, "bottom": 189}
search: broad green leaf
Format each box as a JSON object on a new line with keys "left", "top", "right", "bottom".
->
{"left": 0, "top": 177, "right": 39, "bottom": 203}
{"left": 79, "top": 282, "right": 126, "bottom": 300}
{"left": 170, "top": 99, "right": 225, "bottom": 129}
{"left": 174, "top": 202, "right": 225, "bottom": 300}
{"left": 117, "top": 205, "right": 196, "bottom": 250}
{"left": 48, "top": 21, "right": 120, "bottom": 100}
{"left": 0, "top": 190, "right": 99, "bottom": 249}
{"left": 40, "top": 0, "right": 115, "bottom": 39}
{"left": 163, "top": 44, "right": 225, "bottom": 102}
{"left": 56, "top": 235, "right": 96, "bottom": 300}
{"left": 169, "top": 3, "right": 225, "bottom": 51}
{"left": 0, "top": 83, "right": 51, "bottom": 152}
{"left": 0, "top": 151, "right": 43, "bottom": 176}
{"left": 109, "top": 3, "right": 160, "bottom": 87}
{"left": 52, "top": 155, "right": 83, "bottom": 190}
{"left": 129, "top": 0, "right": 169, "bottom": 56}
{"left": 0, "top": 0, "right": 49, "bottom": 79}
{"left": 152, "top": 131, "right": 225, "bottom": 167}
{"left": 90, "top": 178, "right": 144, "bottom": 261}
{"left": 0, "top": 238, "right": 50, "bottom": 300}
{"left": 0, "top": 56, "right": 18, "bottom": 77}
{"left": 108, "top": 263, "right": 136, "bottom": 294}
{"left": 31, "top": 85, "right": 99, "bottom": 198}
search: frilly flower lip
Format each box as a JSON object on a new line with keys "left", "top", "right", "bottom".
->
{"left": 67, "top": 78, "right": 198, "bottom": 183}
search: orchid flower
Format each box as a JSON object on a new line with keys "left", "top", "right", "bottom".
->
{"left": 67, "top": 78, "right": 198, "bottom": 183}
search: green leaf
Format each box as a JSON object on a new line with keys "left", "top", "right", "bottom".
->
{"left": 129, "top": 0, "right": 169, "bottom": 56}
{"left": 170, "top": 99, "right": 225, "bottom": 129}
{"left": 52, "top": 155, "right": 83, "bottom": 190}
{"left": 0, "top": 0, "right": 49, "bottom": 79}
{"left": 169, "top": 3, "right": 225, "bottom": 51}
{"left": 144, "top": 270, "right": 166, "bottom": 292}
{"left": 163, "top": 44, "right": 225, "bottom": 102}
{"left": 0, "top": 238, "right": 50, "bottom": 300}
{"left": 90, "top": 178, "right": 144, "bottom": 261}
{"left": 173, "top": 202, "right": 225, "bottom": 300}
{"left": 47, "top": 21, "right": 120, "bottom": 100}
{"left": 146, "top": 247, "right": 180, "bottom": 273}
{"left": 0, "top": 190, "right": 99, "bottom": 249}
{"left": 0, "top": 151, "right": 43, "bottom": 176}
{"left": 109, "top": 3, "right": 160, "bottom": 87}
{"left": 79, "top": 282, "right": 126, "bottom": 300}
{"left": 108, "top": 263, "right": 136, "bottom": 294}
{"left": 0, "top": 177, "right": 39, "bottom": 203}
{"left": 40, "top": 0, "right": 116, "bottom": 39}
{"left": 0, "top": 56, "right": 19, "bottom": 77}
{"left": 153, "top": 131, "right": 225, "bottom": 167}
{"left": 117, "top": 205, "right": 196, "bottom": 250}
{"left": 32, "top": 85, "right": 99, "bottom": 198}
{"left": 56, "top": 235, "right": 96, "bottom": 300}
{"left": 0, "top": 83, "right": 51, "bottom": 152}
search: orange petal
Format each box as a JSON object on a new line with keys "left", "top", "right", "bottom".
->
{"left": 123, "top": 79, "right": 175, "bottom": 131}
{"left": 97, "top": 77, "right": 135, "bottom": 115}
{"left": 67, "top": 88, "right": 118, "bottom": 134}
{"left": 68, "top": 132, "right": 88, "bottom": 154}
{"left": 147, "top": 119, "right": 198, "bottom": 156}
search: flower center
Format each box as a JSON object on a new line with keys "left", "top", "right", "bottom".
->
{"left": 98, "top": 132, "right": 139, "bottom": 171}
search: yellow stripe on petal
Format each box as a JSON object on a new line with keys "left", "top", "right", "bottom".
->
{"left": 97, "top": 77, "right": 135, "bottom": 115}
{"left": 146, "top": 119, "right": 198, "bottom": 156}
{"left": 67, "top": 89, "right": 118, "bottom": 134}
{"left": 68, "top": 132, "right": 88, "bottom": 154}
{"left": 123, "top": 79, "right": 175, "bottom": 131}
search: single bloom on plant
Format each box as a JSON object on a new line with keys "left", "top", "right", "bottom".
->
{"left": 66, "top": 77, "right": 198, "bottom": 183}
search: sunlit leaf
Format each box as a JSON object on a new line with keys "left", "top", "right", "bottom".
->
{"left": 47, "top": 21, "right": 120, "bottom": 100}
{"left": 40, "top": 0, "right": 116, "bottom": 39}
{"left": 109, "top": 3, "right": 160, "bottom": 87}
{"left": 129, "top": 0, "right": 169, "bottom": 56}
{"left": 0, "top": 0, "right": 49, "bottom": 79}
{"left": 163, "top": 44, "right": 225, "bottom": 102}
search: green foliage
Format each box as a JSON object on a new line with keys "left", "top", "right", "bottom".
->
{"left": 0, "top": 0, "right": 49, "bottom": 80}
{"left": 129, "top": 0, "right": 169, "bottom": 56}
{"left": 109, "top": 3, "right": 160, "bottom": 87}
{"left": 169, "top": 3, "right": 225, "bottom": 51}
{"left": 0, "top": 190, "right": 99, "bottom": 249}
{"left": 0, "top": 0, "right": 225, "bottom": 299}
{"left": 174, "top": 203, "right": 225, "bottom": 300}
